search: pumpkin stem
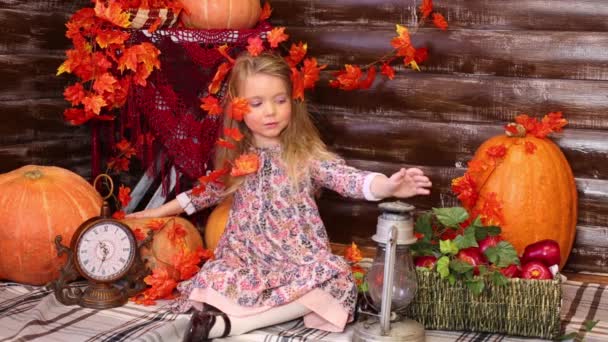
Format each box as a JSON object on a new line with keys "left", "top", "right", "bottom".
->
{"left": 505, "top": 123, "right": 527, "bottom": 137}
{"left": 24, "top": 169, "right": 43, "bottom": 180}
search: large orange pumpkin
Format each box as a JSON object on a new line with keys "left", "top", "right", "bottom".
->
{"left": 180, "top": 0, "right": 261, "bottom": 29}
{"left": 204, "top": 196, "right": 233, "bottom": 251}
{"left": 0, "top": 165, "right": 102, "bottom": 285}
{"left": 462, "top": 124, "right": 577, "bottom": 269}
{"left": 121, "top": 217, "right": 203, "bottom": 279}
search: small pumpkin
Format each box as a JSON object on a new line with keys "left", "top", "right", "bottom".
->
{"left": 204, "top": 196, "right": 233, "bottom": 251}
{"left": 454, "top": 114, "right": 577, "bottom": 269}
{"left": 180, "top": 0, "right": 261, "bottom": 29}
{"left": 0, "top": 165, "right": 102, "bottom": 285}
{"left": 121, "top": 216, "right": 203, "bottom": 279}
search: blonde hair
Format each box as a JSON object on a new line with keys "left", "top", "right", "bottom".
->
{"left": 214, "top": 52, "right": 334, "bottom": 194}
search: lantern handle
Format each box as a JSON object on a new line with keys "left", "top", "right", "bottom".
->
{"left": 93, "top": 174, "right": 114, "bottom": 201}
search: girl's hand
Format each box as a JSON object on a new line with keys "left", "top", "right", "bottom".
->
{"left": 125, "top": 207, "right": 161, "bottom": 219}
{"left": 374, "top": 168, "right": 432, "bottom": 199}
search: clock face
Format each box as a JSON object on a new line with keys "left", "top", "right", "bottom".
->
{"left": 75, "top": 221, "right": 136, "bottom": 282}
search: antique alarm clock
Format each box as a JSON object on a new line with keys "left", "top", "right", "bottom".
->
{"left": 49, "top": 175, "right": 152, "bottom": 309}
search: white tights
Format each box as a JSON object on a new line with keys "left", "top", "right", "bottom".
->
{"left": 208, "top": 301, "right": 311, "bottom": 338}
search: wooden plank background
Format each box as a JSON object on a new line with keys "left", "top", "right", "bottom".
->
{"left": 1, "top": 1, "right": 606, "bottom": 273}
{"left": 0, "top": 0, "right": 91, "bottom": 177}
{"left": 270, "top": 0, "right": 608, "bottom": 273}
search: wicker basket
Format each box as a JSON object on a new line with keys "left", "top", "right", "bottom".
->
{"left": 402, "top": 269, "right": 562, "bottom": 339}
{"left": 127, "top": 8, "right": 179, "bottom": 30}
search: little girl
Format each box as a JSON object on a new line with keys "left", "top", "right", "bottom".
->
{"left": 127, "top": 52, "right": 432, "bottom": 340}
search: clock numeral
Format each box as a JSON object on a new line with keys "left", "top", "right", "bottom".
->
{"left": 102, "top": 269, "right": 106, "bottom": 275}
{"left": 119, "top": 257, "right": 126, "bottom": 263}
{"left": 94, "top": 230, "right": 98, "bottom": 235}
{"left": 121, "top": 236, "right": 127, "bottom": 241}
{"left": 122, "top": 248, "right": 129, "bottom": 252}
{"left": 83, "top": 259, "right": 89, "bottom": 265}
{"left": 91, "top": 266, "right": 96, "bottom": 273}
{"left": 115, "top": 227, "right": 118, "bottom": 233}
{"left": 104, "top": 226, "right": 108, "bottom": 232}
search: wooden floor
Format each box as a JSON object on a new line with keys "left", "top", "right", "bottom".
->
{"left": 330, "top": 243, "right": 608, "bottom": 285}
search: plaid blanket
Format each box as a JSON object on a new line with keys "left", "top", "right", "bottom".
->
{"left": 1, "top": 279, "right": 606, "bottom": 342}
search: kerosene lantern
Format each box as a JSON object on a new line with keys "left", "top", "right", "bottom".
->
{"left": 353, "top": 201, "right": 425, "bottom": 342}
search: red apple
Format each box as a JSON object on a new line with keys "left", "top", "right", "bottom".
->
{"left": 521, "top": 261, "right": 553, "bottom": 280}
{"left": 456, "top": 247, "right": 487, "bottom": 275}
{"left": 478, "top": 235, "right": 503, "bottom": 253}
{"left": 499, "top": 264, "right": 520, "bottom": 278}
{"left": 414, "top": 256, "right": 437, "bottom": 269}
{"left": 522, "top": 239, "right": 561, "bottom": 267}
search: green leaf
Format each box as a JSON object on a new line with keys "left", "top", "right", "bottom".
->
{"left": 440, "top": 239, "right": 459, "bottom": 255}
{"left": 449, "top": 260, "right": 474, "bottom": 274}
{"left": 411, "top": 241, "right": 437, "bottom": 256}
{"left": 454, "top": 226, "right": 478, "bottom": 250}
{"left": 433, "top": 207, "right": 469, "bottom": 228}
{"left": 484, "top": 241, "right": 520, "bottom": 267}
{"left": 477, "top": 264, "right": 488, "bottom": 276}
{"left": 474, "top": 224, "right": 502, "bottom": 241}
{"left": 490, "top": 271, "right": 509, "bottom": 287}
{"left": 557, "top": 332, "right": 579, "bottom": 341}
{"left": 465, "top": 278, "right": 485, "bottom": 295}
{"left": 359, "top": 280, "right": 369, "bottom": 293}
{"left": 437, "top": 256, "right": 450, "bottom": 279}
{"left": 447, "top": 274, "right": 457, "bottom": 285}
{"left": 584, "top": 319, "right": 599, "bottom": 331}
{"left": 415, "top": 212, "right": 433, "bottom": 243}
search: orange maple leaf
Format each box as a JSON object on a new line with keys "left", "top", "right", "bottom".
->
{"left": 432, "top": 13, "right": 448, "bottom": 31}
{"left": 118, "top": 46, "right": 139, "bottom": 73}
{"left": 478, "top": 192, "right": 504, "bottom": 226}
{"left": 344, "top": 242, "right": 363, "bottom": 263}
{"left": 200, "top": 95, "right": 223, "bottom": 115}
{"left": 330, "top": 65, "right": 362, "bottom": 91}
{"left": 419, "top": 0, "right": 433, "bottom": 19}
{"left": 217, "top": 44, "right": 235, "bottom": 64}
{"left": 118, "top": 185, "right": 131, "bottom": 207}
{"left": 216, "top": 138, "right": 236, "bottom": 150}
{"left": 391, "top": 25, "right": 415, "bottom": 61}
{"left": 81, "top": 94, "right": 106, "bottom": 114}
{"left": 451, "top": 173, "right": 478, "bottom": 209}
{"left": 64, "top": 108, "right": 91, "bottom": 125}
{"left": 107, "top": 156, "right": 130, "bottom": 172}
{"left": 229, "top": 97, "right": 250, "bottom": 121}
{"left": 93, "top": 73, "right": 118, "bottom": 94}
{"left": 63, "top": 83, "right": 86, "bottom": 105}
{"left": 381, "top": 63, "right": 395, "bottom": 80}
{"left": 358, "top": 67, "right": 377, "bottom": 90}
{"left": 96, "top": 29, "right": 131, "bottom": 49}
{"left": 191, "top": 184, "right": 206, "bottom": 196}
{"left": 94, "top": 1, "right": 131, "bottom": 28}
{"left": 302, "top": 58, "right": 326, "bottom": 89}
{"left": 524, "top": 141, "right": 537, "bottom": 154}
{"left": 414, "top": 47, "right": 429, "bottom": 64}
{"left": 224, "top": 127, "right": 244, "bottom": 141}
{"left": 198, "top": 168, "right": 230, "bottom": 184}
{"left": 112, "top": 210, "right": 126, "bottom": 220}
{"left": 208, "top": 62, "right": 232, "bottom": 94}
{"left": 142, "top": 267, "right": 178, "bottom": 300}
{"left": 146, "top": 219, "right": 167, "bottom": 231}
{"left": 259, "top": 2, "right": 272, "bottom": 21}
{"left": 486, "top": 145, "right": 507, "bottom": 159}
{"left": 116, "top": 138, "right": 137, "bottom": 158}
{"left": 286, "top": 42, "right": 307, "bottom": 67}
{"left": 231, "top": 153, "right": 260, "bottom": 177}
{"left": 172, "top": 249, "right": 203, "bottom": 281}
{"left": 246, "top": 36, "right": 265, "bottom": 57}
{"left": 132, "top": 228, "right": 146, "bottom": 241}
{"left": 267, "top": 27, "right": 289, "bottom": 48}
{"left": 147, "top": 17, "right": 162, "bottom": 34}
{"left": 167, "top": 222, "right": 187, "bottom": 244}
{"left": 290, "top": 67, "right": 305, "bottom": 101}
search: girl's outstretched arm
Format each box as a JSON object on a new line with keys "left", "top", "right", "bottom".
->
{"left": 370, "top": 168, "right": 432, "bottom": 199}
{"left": 125, "top": 198, "right": 184, "bottom": 219}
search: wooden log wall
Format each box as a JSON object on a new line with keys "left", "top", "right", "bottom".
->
{"left": 270, "top": 0, "right": 608, "bottom": 273}
{"left": 0, "top": 0, "right": 91, "bottom": 177}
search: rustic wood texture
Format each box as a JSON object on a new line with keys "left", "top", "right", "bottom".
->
{"left": 0, "top": 1, "right": 91, "bottom": 178}
{"left": 270, "top": 0, "right": 608, "bottom": 273}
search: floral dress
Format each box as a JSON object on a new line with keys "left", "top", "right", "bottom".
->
{"left": 174, "top": 145, "right": 379, "bottom": 331}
